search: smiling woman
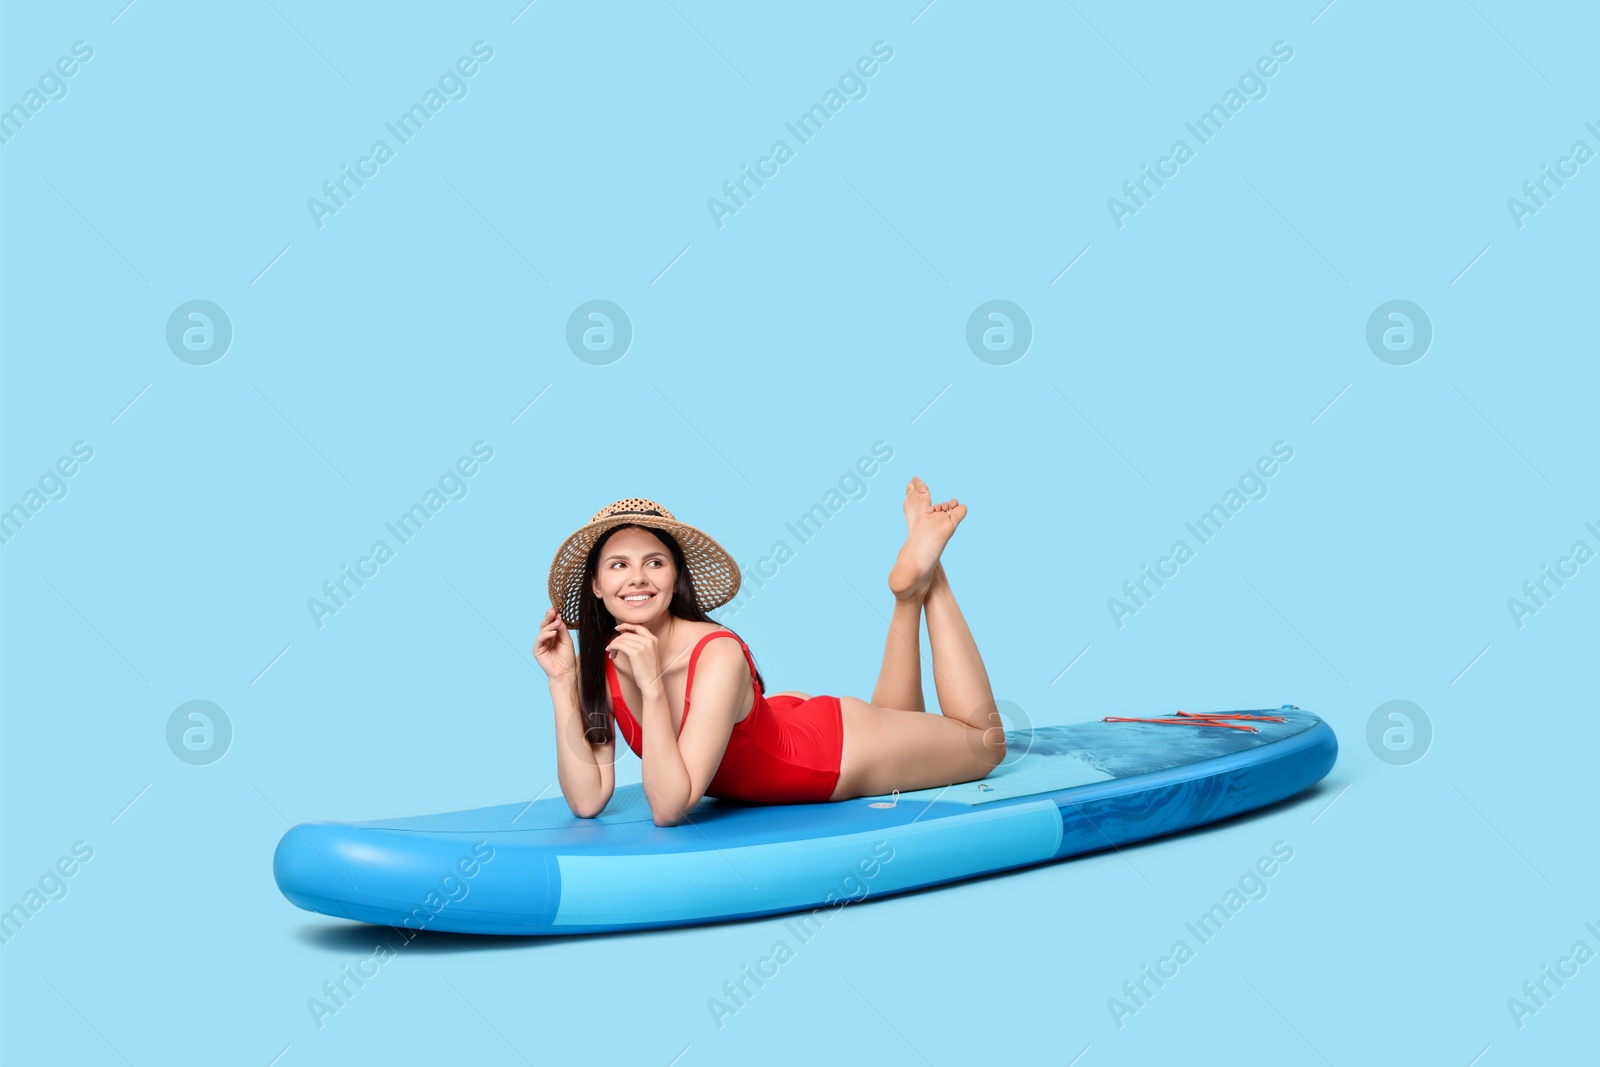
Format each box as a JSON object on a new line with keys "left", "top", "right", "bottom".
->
{"left": 533, "top": 484, "right": 1008, "bottom": 826}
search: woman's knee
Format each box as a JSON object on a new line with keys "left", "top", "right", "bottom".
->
{"left": 967, "top": 723, "right": 1008, "bottom": 769}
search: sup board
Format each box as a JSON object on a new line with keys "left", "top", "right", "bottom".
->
{"left": 274, "top": 706, "right": 1336, "bottom": 935}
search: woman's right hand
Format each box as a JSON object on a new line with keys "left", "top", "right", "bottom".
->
{"left": 533, "top": 607, "right": 577, "bottom": 681}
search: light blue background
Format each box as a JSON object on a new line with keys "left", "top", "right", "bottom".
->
{"left": 3, "top": 1, "right": 1596, "bottom": 1064}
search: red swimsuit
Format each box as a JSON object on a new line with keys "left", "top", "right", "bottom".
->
{"left": 604, "top": 630, "right": 844, "bottom": 804}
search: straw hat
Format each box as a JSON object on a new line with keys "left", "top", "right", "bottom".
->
{"left": 547, "top": 498, "right": 741, "bottom": 629}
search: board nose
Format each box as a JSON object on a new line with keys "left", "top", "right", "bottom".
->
{"left": 273, "top": 822, "right": 564, "bottom": 934}
{"left": 273, "top": 822, "right": 361, "bottom": 920}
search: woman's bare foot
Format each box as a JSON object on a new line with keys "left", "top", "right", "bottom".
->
{"left": 888, "top": 476, "right": 966, "bottom": 601}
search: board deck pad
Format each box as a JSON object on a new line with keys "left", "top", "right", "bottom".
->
{"left": 274, "top": 707, "right": 1336, "bottom": 935}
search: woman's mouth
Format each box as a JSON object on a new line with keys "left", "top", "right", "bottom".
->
{"left": 621, "top": 592, "right": 657, "bottom": 606}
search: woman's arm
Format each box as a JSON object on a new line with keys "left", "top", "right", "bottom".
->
{"left": 550, "top": 671, "right": 615, "bottom": 818}
{"left": 535, "top": 607, "right": 614, "bottom": 818}
{"left": 638, "top": 641, "right": 742, "bottom": 828}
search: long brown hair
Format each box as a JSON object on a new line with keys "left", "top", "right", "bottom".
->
{"left": 577, "top": 523, "right": 765, "bottom": 745}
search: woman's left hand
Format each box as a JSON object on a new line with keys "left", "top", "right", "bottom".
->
{"left": 607, "top": 623, "right": 663, "bottom": 697}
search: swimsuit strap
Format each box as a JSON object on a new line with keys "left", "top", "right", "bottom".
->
{"left": 605, "top": 630, "right": 758, "bottom": 738}
{"left": 681, "top": 630, "right": 759, "bottom": 730}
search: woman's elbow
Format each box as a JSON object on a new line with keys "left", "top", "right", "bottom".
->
{"left": 567, "top": 794, "right": 610, "bottom": 819}
{"left": 650, "top": 794, "right": 698, "bottom": 827}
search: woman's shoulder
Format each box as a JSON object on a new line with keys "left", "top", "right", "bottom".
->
{"left": 684, "top": 625, "right": 748, "bottom": 666}
{"left": 685, "top": 621, "right": 741, "bottom": 643}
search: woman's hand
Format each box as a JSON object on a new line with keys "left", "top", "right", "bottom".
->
{"left": 533, "top": 607, "right": 577, "bottom": 681}
{"left": 607, "top": 622, "right": 663, "bottom": 697}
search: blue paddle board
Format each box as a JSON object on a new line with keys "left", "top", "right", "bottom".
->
{"left": 273, "top": 706, "right": 1336, "bottom": 935}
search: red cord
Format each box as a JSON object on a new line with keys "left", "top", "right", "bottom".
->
{"left": 1174, "top": 711, "right": 1286, "bottom": 722}
{"left": 1101, "top": 710, "right": 1289, "bottom": 733}
{"left": 1103, "top": 716, "right": 1260, "bottom": 732}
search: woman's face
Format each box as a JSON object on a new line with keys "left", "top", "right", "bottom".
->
{"left": 590, "top": 526, "right": 675, "bottom": 621}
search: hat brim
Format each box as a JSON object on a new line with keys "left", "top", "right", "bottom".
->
{"left": 547, "top": 514, "right": 741, "bottom": 629}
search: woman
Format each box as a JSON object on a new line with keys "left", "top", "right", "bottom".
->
{"left": 532, "top": 477, "right": 1005, "bottom": 826}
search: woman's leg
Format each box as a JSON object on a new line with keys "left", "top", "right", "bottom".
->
{"left": 836, "top": 561, "right": 1005, "bottom": 800}
{"left": 923, "top": 562, "right": 1005, "bottom": 760}
{"left": 873, "top": 475, "right": 947, "bottom": 712}
{"left": 880, "top": 477, "right": 1002, "bottom": 747}
{"left": 831, "top": 479, "right": 1004, "bottom": 798}
{"left": 870, "top": 584, "right": 927, "bottom": 711}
